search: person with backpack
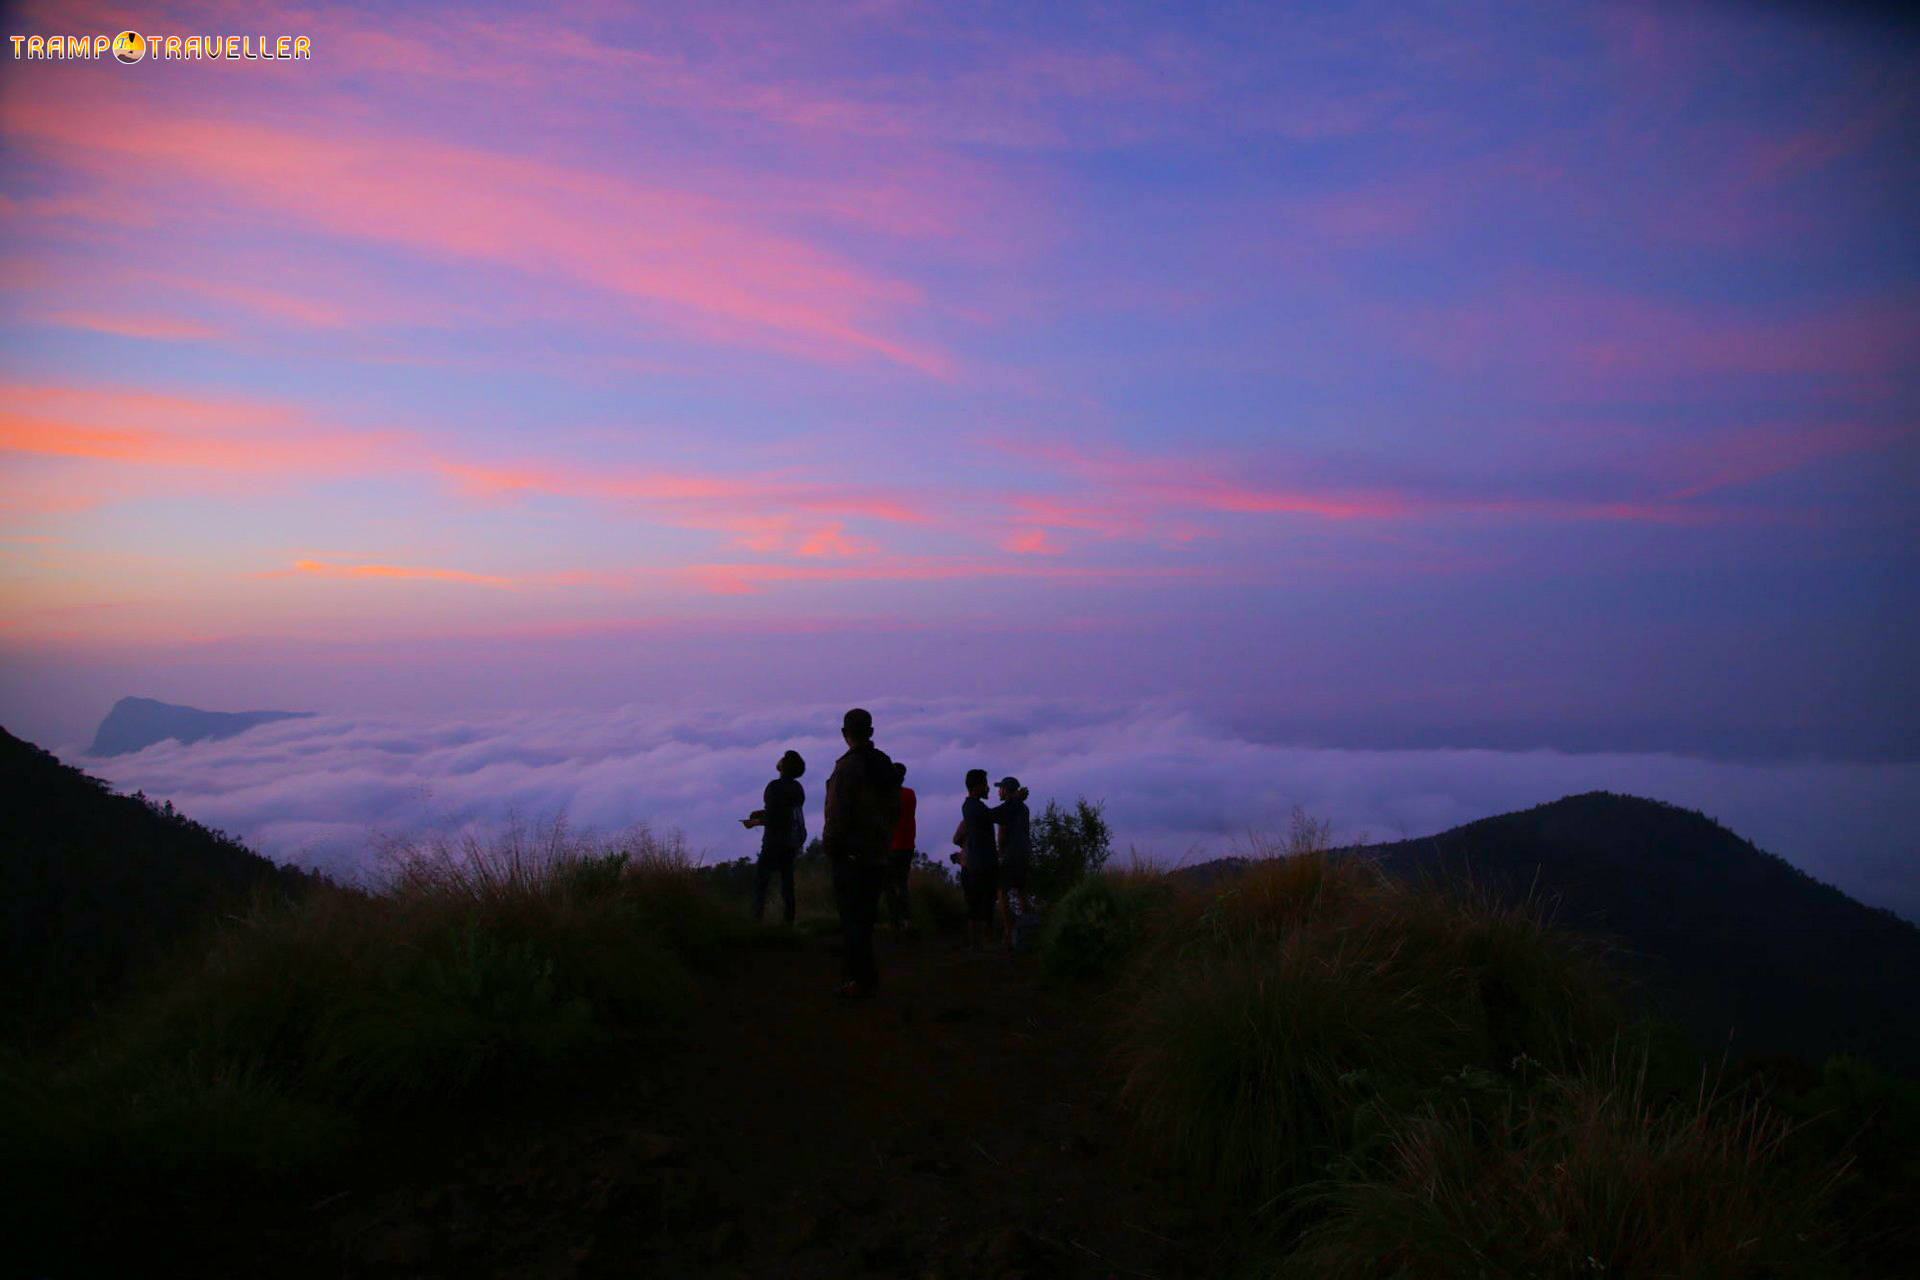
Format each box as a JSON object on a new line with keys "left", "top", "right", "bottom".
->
{"left": 742, "top": 749, "right": 806, "bottom": 926}
{"left": 822, "top": 708, "right": 900, "bottom": 997}
{"left": 884, "top": 761, "right": 917, "bottom": 930}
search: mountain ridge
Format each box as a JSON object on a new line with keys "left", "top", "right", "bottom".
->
{"left": 1350, "top": 791, "right": 1920, "bottom": 1071}
{"left": 0, "top": 725, "right": 318, "bottom": 1036}
{"left": 86, "top": 694, "right": 314, "bottom": 757}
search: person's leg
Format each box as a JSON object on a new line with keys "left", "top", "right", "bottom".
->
{"left": 964, "top": 868, "right": 988, "bottom": 948}
{"left": 835, "top": 857, "right": 871, "bottom": 990}
{"left": 891, "top": 851, "right": 914, "bottom": 927}
{"left": 778, "top": 848, "right": 796, "bottom": 925}
{"left": 1006, "top": 863, "right": 1033, "bottom": 920}
{"left": 970, "top": 867, "right": 998, "bottom": 950}
{"left": 959, "top": 869, "right": 977, "bottom": 948}
{"left": 998, "top": 887, "right": 1014, "bottom": 947}
{"left": 838, "top": 858, "right": 875, "bottom": 991}
{"left": 751, "top": 851, "right": 772, "bottom": 924}
{"left": 833, "top": 856, "right": 852, "bottom": 956}
{"left": 854, "top": 860, "right": 884, "bottom": 990}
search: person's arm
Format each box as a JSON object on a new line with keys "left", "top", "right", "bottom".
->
{"left": 748, "top": 780, "right": 779, "bottom": 829}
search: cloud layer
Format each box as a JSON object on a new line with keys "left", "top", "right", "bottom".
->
{"left": 78, "top": 697, "right": 1920, "bottom": 922}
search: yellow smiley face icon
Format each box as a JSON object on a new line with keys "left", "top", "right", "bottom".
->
{"left": 112, "top": 31, "right": 146, "bottom": 64}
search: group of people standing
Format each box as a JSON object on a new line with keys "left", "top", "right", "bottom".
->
{"left": 740, "top": 707, "right": 1034, "bottom": 998}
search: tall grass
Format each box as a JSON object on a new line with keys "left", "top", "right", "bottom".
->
{"left": 1283, "top": 1054, "right": 1839, "bottom": 1279}
{"left": 1091, "top": 818, "right": 1856, "bottom": 1274}
{"left": 1110, "top": 840, "right": 1624, "bottom": 1212}
{"left": 5, "top": 818, "right": 735, "bottom": 1189}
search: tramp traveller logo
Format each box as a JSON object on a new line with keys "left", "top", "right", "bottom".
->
{"left": 11, "top": 31, "right": 313, "bottom": 61}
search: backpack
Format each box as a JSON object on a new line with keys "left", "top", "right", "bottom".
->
{"left": 828, "top": 744, "right": 899, "bottom": 862}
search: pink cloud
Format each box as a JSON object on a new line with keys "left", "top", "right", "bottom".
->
{"left": 1001, "top": 528, "right": 1064, "bottom": 555}
{"left": 996, "top": 438, "right": 1419, "bottom": 527}
{"left": 435, "top": 460, "right": 929, "bottom": 534}
{"left": 44, "top": 310, "right": 222, "bottom": 341}
{"left": 2, "top": 92, "right": 954, "bottom": 376}
{"left": 0, "top": 383, "right": 398, "bottom": 473}
{"left": 681, "top": 555, "right": 1212, "bottom": 596}
{"left": 794, "top": 523, "right": 878, "bottom": 558}
{"left": 158, "top": 275, "right": 353, "bottom": 330}
{"left": 283, "top": 559, "right": 518, "bottom": 587}
{"left": 989, "top": 421, "right": 1908, "bottom": 540}
{"left": 0, "top": 382, "right": 936, "bottom": 567}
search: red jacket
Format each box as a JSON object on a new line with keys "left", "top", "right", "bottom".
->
{"left": 890, "top": 786, "right": 917, "bottom": 852}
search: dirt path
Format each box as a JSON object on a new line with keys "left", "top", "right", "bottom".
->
{"left": 216, "top": 928, "right": 1216, "bottom": 1279}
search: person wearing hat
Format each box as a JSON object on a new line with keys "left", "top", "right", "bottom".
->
{"left": 821, "top": 707, "right": 900, "bottom": 997}
{"left": 993, "top": 775, "right": 1034, "bottom": 943}
{"left": 741, "top": 749, "right": 806, "bottom": 926}
{"left": 953, "top": 770, "right": 1031, "bottom": 950}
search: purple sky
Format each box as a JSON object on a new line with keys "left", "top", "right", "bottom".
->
{"left": 2, "top": 3, "right": 1916, "bottom": 901}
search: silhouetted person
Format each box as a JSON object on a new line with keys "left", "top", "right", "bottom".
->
{"left": 993, "top": 775, "right": 1033, "bottom": 942}
{"left": 822, "top": 708, "right": 899, "bottom": 997}
{"left": 742, "top": 749, "right": 806, "bottom": 925}
{"left": 885, "top": 761, "right": 917, "bottom": 929}
{"left": 954, "top": 769, "right": 999, "bottom": 950}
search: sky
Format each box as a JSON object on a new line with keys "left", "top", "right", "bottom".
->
{"left": 1, "top": 2, "right": 1916, "bottom": 906}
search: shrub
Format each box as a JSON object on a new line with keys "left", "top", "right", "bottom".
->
{"left": 1042, "top": 874, "right": 1170, "bottom": 978}
{"left": 910, "top": 859, "right": 968, "bottom": 930}
{"left": 1029, "top": 797, "right": 1113, "bottom": 902}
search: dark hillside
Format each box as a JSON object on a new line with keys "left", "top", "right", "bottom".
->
{"left": 1357, "top": 792, "right": 1920, "bottom": 1071}
{"left": 87, "top": 694, "right": 314, "bottom": 756}
{"left": 0, "top": 727, "right": 317, "bottom": 1036}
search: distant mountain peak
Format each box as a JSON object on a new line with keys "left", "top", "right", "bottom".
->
{"left": 86, "top": 695, "right": 314, "bottom": 757}
{"left": 1360, "top": 790, "right": 1920, "bottom": 1072}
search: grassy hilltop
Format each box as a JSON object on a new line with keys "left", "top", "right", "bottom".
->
{"left": 3, "top": 735, "right": 1917, "bottom": 1278}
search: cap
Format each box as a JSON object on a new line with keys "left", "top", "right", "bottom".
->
{"left": 996, "top": 776, "right": 1021, "bottom": 790}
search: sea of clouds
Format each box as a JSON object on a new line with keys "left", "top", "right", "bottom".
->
{"left": 77, "top": 696, "right": 1920, "bottom": 922}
